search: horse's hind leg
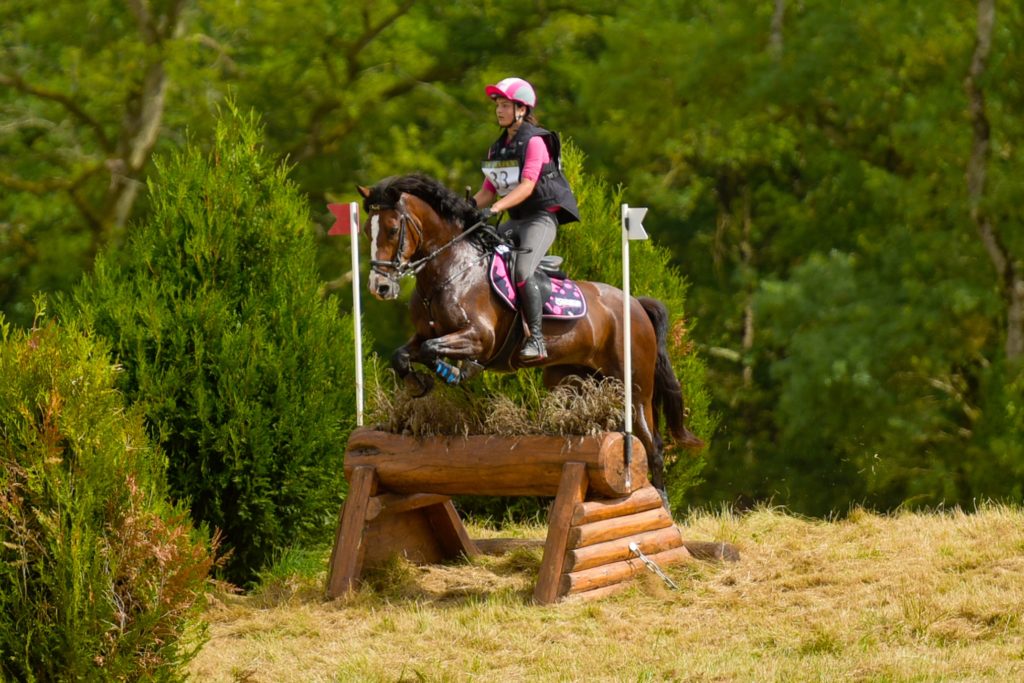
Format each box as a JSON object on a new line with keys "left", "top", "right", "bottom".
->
{"left": 635, "top": 401, "right": 669, "bottom": 511}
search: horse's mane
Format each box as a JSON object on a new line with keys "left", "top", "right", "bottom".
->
{"left": 365, "top": 173, "right": 480, "bottom": 230}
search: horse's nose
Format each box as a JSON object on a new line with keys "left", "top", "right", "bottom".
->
{"left": 368, "top": 273, "right": 398, "bottom": 300}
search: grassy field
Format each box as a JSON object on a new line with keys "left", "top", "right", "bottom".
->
{"left": 189, "top": 506, "right": 1024, "bottom": 682}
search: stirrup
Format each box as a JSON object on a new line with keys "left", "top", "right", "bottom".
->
{"left": 519, "top": 337, "right": 547, "bottom": 361}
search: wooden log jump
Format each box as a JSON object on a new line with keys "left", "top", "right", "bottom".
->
{"left": 327, "top": 427, "right": 691, "bottom": 604}
{"left": 344, "top": 429, "right": 647, "bottom": 498}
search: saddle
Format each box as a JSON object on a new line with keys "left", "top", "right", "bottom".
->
{"left": 488, "top": 245, "right": 587, "bottom": 319}
{"left": 433, "top": 246, "right": 588, "bottom": 383}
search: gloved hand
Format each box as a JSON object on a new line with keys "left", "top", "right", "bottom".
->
{"left": 478, "top": 207, "right": 493, "bottom": 223}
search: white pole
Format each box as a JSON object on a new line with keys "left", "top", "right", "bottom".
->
{"left": 621, "top": 203, "right": 633, "bottom": 489}
{"left": 349, "top": 201, "right": 364, "bottom": 427}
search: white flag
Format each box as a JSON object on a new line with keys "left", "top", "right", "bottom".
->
{"left": 621, "top": 204, "right": 649, "bottom": 240}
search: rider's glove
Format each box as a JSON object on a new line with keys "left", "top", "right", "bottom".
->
{"left": 478, "top": 207, "right": 493, "bottom": 223}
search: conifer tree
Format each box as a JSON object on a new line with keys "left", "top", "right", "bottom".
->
{"left": 66, "top": 106, "right": 358, "bottom": 584}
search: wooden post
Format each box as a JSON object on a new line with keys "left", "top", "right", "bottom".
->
{"left": 534, "top": 462, "right": 589, "bottom": 605}
{"left": 326, "top": 465, "right": 377, "bottom": 598}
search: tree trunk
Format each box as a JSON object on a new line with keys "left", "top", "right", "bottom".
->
{"left": 102, "top": 0, "right": 187, "bottom": 238}
{"left": 740, "top": 186, "right": 755, "bottom": 387}
{"left": 965, "top": 0, "right": 1022, "bottom": 361}
{"left": 770, "top": 0, "right": 786, "bottom": 56}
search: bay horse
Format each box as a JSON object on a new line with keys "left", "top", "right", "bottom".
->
{"left": 357, "top": 174, "right": 702, "bottom": 502}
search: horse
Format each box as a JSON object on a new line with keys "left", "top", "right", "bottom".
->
{"left": 356, "top": 173, "right": 703, "bottom": 502}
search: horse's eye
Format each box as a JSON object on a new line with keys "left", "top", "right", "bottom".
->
{"left": 388, "top": 227, "right": 399, "bottom": 238}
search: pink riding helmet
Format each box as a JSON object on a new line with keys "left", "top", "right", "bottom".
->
{"left": 485, "top": 77, "right": 537, "bottom": 108}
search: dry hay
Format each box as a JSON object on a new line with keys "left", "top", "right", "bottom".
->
{"left": 367, "top": 375, "right": 626, "bottom": 437}
{"left": 367, "top": 380, "right": 486, "bottom": 436}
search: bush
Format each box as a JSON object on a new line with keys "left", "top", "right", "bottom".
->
{"left": 64, "top": 106, "right": 359, "bottom": 584}
{"left": 0, "top": 310, "right": 212, "bottom": 682}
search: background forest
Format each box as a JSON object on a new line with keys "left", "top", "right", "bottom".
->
{"left": 3, "top": 0, "right": 1023, "bottom": 517}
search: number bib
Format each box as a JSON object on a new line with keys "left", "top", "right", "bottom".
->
{"left": 482, "top": 159, "right": 521, "bottom": 197}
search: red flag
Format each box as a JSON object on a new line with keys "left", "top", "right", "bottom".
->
{"left": 328, "top": 202, "right": 358, "bottom": 235}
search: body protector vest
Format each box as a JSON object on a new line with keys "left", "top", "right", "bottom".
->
{"left": 483, "top": 122, "right": 580, "bottom": 225}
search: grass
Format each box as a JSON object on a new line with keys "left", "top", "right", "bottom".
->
{"left": 189, "top": 505, "right": 1024, "bottom": 682}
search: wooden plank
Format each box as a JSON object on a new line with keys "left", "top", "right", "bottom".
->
{"left": 361, "top": 507, "right": 449, "bottom": 566}
{"left": 365, "top": 493, "right": 450, "bottom": 521}
{"left": 533, "top": 462, "right": 589, "bottom": 605}
{"left": 344, "top": 428, "right": 646, "bottom": 498}
{"left": 563, "top": 525, "right": 683, "bottom": 573}
{"left": 571, "top": 486, "right": 663, "bottom": 526}
{"left": 561, "top": 545, "right": 692, "bottom": 595}
{"left": 326, "top": 465, "right": 377, "bottom": 598}
{"left": 568, "top": 507, "right": 673, "bottom": 549}
{"left": 424, "top": 500, "right": 479, "bottom": 559}
{"left": 473, "top": 538, "right": 544, "bottom": 556}
{"left": 563, "top": 581, "right": 632, "bottom": 603}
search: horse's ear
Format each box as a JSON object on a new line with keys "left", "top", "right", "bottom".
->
{"left": 357, "top": 185, "right": 371, "bottom": 199}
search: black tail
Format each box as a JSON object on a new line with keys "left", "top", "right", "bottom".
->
{"left": 638, "top": 297, "right": 704, "bottom": 450}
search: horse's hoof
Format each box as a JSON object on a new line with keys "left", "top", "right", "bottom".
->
{"left": 404, "top": 372, "right": 434, "bottom": 398}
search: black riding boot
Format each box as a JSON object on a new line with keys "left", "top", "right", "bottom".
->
{"left": 517, "top": 278, "right": 547, "bottom": 361}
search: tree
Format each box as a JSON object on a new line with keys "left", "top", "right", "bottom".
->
{"left": 570, "top": 0, "right": 1024, "bottom": 512}
{"left": 1, "top": 0, "right": 192, "bottom": 323}
{"left": 65, "top": 106, "right": 359, "bottom": 584}
{"left": 965, "top": 0, "right": 1024, "bottom": 361}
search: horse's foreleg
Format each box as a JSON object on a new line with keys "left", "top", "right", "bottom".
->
{"left": 419, "top": 329, "right": 489, "bottom": 365}
{"left": 392, "top": 337, "right": 435, "bottom": 397}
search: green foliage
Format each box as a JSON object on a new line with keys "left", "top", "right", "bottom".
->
{"left": 563, "top": 0, "right": 1024, "bottom": 514}
{"left": 0, "top": 0, "right": 203, "bottom": 325}
{"left": 64, "top": 106, "right": 358, "bottom": 585}
{"left": 0, "top": 309, "right": 212, "bottom": 682}
{"left": 7, "top": 0, "right": 1024, "bottom": 517}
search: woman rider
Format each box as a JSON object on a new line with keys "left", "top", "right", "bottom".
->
{"left": 471, "top": 77, "right": 580, "bottom": 361}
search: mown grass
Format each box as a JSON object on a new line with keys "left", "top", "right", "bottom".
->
{"left": 190, "top": 506, "right": 1024, "bottom": 682}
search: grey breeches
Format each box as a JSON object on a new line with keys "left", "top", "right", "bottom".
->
{"left": 500, "top": 211, "right": 558, "bottom": 285}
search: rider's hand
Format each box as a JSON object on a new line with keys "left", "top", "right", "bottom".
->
{"left": 478, "top": 207, "right": 493, "bottom": 223}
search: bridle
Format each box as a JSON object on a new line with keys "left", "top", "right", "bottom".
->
{"left": 367, "top": 194, "right": 490, "bottom": 286}
{"left": 367, "top": 197, "right": 423, "bottom": 284}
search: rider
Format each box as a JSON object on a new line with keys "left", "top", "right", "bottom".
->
{"left": 471, "top": 77, "right": 580, "bottom": 361}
